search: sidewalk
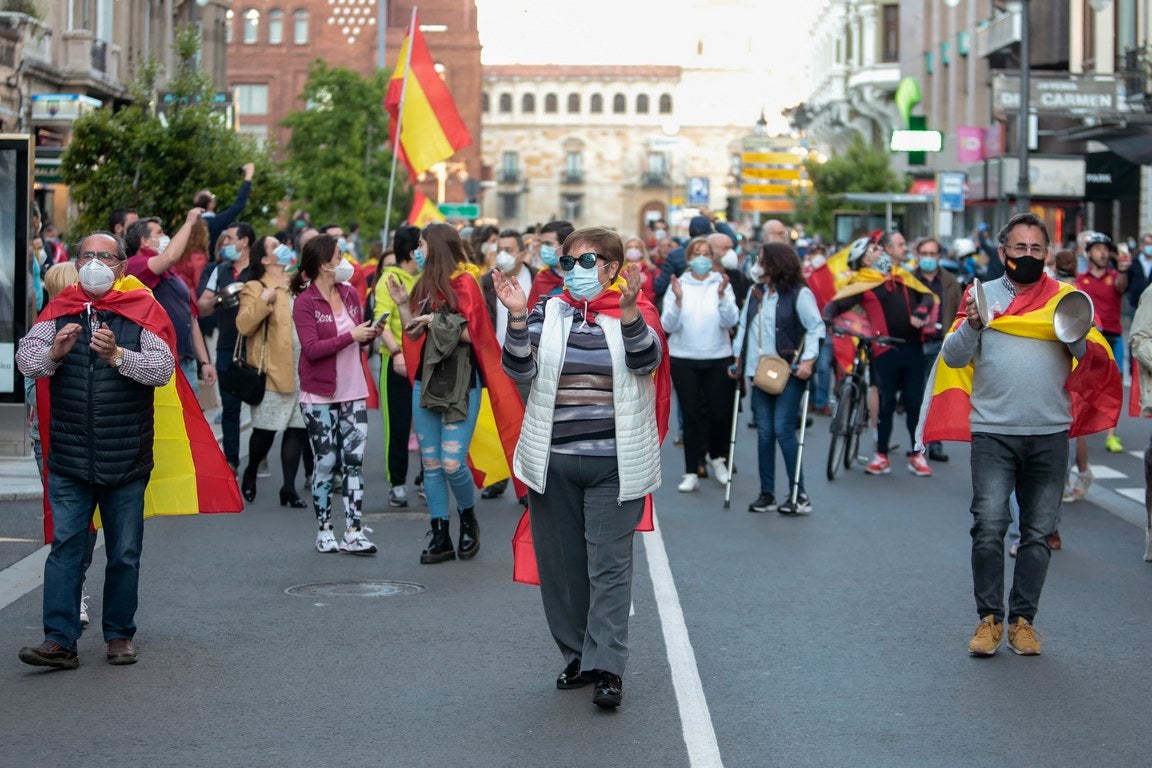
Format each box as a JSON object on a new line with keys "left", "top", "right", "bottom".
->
{"left": 0, "top": 404, "right": 250, "bottom": 502}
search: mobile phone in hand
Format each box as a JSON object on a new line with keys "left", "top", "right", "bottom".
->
{"left": 374, "top": 311, "right": 391, "bottom": 329}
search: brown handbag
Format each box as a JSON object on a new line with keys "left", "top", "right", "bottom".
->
{"left": 752, "top": 303, "right": 799, "bottom": 395}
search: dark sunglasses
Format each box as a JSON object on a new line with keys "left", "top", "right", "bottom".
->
{"left": 559, "top": 252, "right": 602, "bottom": 271}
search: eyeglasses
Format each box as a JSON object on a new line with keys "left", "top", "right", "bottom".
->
{"left": 559, "top": 252, "right": 602, "bottom": 271}
{"left": 1005, "top": 243, "right": 1046, "bottom": 257}
{"left": 77, "top": 251, "right": 122, "bottom": 265}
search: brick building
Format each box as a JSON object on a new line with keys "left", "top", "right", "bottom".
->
{"left": 225, "top": 0, "right": 482, "bottom": 204}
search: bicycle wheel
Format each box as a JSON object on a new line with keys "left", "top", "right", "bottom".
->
{"left": 845, "top": 391, "right": 866, "bottom": 470}
{"left": 826, "top": 380, "right": 857, "bottom": 481}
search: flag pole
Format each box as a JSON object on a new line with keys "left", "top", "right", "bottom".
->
{"left": 384, "top": 6, "right": 418, "bottom": 235}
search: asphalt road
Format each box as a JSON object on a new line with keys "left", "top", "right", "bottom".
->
{"left": 2, "top": 396, "right": 1152, "bottom": 768}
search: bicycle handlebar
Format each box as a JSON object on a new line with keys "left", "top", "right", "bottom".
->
{"left": 831, "top": 325, "right": 902, "bottom": 346}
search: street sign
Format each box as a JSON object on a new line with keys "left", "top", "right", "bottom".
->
{"left": 938, "top": 172, "right": 965, "bottom": 212}
{"left": 687, "top": 176, "right": 709, "bottom": 206}
{"left": 438, "top": 202, "right": 479, "bottom": 219}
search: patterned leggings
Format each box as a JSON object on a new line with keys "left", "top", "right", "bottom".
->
{"left": 300, "top": 399, "right": 368, "bottom": 530}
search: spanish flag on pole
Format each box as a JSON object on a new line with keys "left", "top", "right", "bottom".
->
{"left": 407, "top": 189, "right": 446, "bottom": 228}
{"left": 385, "top": 11, "right": 472, "bottom": 178}
{"left": 35, "top": 276, "right": 243, "bottom": 543}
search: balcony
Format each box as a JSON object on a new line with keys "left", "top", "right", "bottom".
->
{"left": 0, "top": 11, "right": 51, "bottom": 64}
{"left": 975, "top": 9, "right": 1021, "bottom": 59}
{"left": 1120, "top": 46, "right": 1151, "bottom": 113}
{"left": 497, "top": 169, "right": 520, "bottom": 184}
{"left": 62, "top": 29, "right": 120, "bottom": 82}
{"left": 560, "top": 170, "right": 584, "bottom": 184}
{"left": 642, "top": 172, "right": 670, "bottom": 188}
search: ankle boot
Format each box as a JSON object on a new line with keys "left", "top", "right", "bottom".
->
{"left": 457, "top": 507, "right": 479, "bottom": 559}
{"left": 420, "top": 518, "right": 456, "bottom": 564}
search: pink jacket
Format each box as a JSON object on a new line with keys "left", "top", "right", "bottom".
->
{"left": 292, "top": 282, "right": 364, "bottom": 398}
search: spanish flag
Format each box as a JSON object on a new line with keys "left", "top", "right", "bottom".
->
{"left": 407, "top": 189, "right": 445, "bottom": 229}
{"left": 35, "top": 276, "right": 243, "bottom": 543}
{"left": 385, "top": 11, "right": 472, "bottom": 178}
{"left": 918, "top": 277, "right": 1122, "bottom": 446}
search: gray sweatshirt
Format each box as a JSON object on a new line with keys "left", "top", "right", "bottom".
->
{"left": 940, "top": 277, "right": 1075, "bottom": 436}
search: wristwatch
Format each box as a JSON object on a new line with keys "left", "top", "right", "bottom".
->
{"left": 110, "top": 347, "right": 124, "bottom": 368}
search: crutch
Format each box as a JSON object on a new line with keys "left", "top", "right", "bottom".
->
{"left": 789, "top": 372, "right": 813, "bottom": 508}
{"left": 723, "top": 376, "right": 742, "bottom": 509}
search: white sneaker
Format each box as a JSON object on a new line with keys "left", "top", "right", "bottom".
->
{"left": 79, "top": 590, "right": 90, "bottom": 630}
{"left": 708, "top": 457, "right": 730, "bottom": 485}
{"left": 315, "top": 527, "right": 338, "bottom": 553}
{"left": 339, "top": 526, "right": 377, "bottom": 556}
{"left": 678, "top": 473, "right": 699, "bottom": 492}
{"left": 1062, "top": 469, "right": 1093, "bottom": 503}
{"left": 389, "top": 486, "right": 409, "bottom": 507}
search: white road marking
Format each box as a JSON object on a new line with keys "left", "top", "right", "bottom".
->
{"left": 0, "top": 537, "right": 37, "bottom": 543}
{"left": 1128, "top": 451, "right": 1144, "bottom": 461}
{"left": 1116, "top": 488, "right": 1144, "bottom": 504}
{"left": 1089, "top": 464, "right": 1128, "bottom": 480}
{"left": 642, "top": 514, "right": 723, "bottom": 768}
{"left": 0, "top": 532, "right": 104, "bottom": 612}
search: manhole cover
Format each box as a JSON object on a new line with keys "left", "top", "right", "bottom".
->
{"left": 285, "top": 580, "right": 426, "bottom": 598}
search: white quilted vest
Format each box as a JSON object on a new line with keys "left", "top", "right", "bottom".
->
{"left": 513, "top": 299, "right": 661, "bottom": 502}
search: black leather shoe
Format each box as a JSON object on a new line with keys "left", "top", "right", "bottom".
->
{"left": 556, "top": 659, "right": 591, "bottom": 690}
{"left": 106, "top": 638, "right": 138, "bottom": 665}
{"left": 928, "top": 447, "right": 949, "bottom": 463}
{"left": 592, "top": 670, "right": 623, "bottom": 709}
{"left": 481, "top": 480, "right": 507, "bottom": 499}
{"left": 19, "top": 640, "right": 79, "bottom": 670}
{"left": 241, "top": 469, "right": 257, "bottom": 503}
{"left": 279, "top": 489, "right": 307, "bottom": 508}
{"left": 457, "top": 507, "right": 479, "bottom": 560}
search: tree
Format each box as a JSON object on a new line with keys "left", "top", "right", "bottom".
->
{"left": 280, "top": 61, "right": 407, "bottom": 237}
{"left": 61, "top": 27, "right": 286, "bottom": 239}
{"left": 790, "top": 136, "right": 908, "bottom": 241}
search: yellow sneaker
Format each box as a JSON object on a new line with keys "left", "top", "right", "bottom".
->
{"left": 968, "top": 615, "right": 1004, "bottom": 656}
{"left": 1105, "top": 435, "right": 1123, "bottom": 453}
{"left": 1007, "top": 617, "right": 1043, "bottom": 655}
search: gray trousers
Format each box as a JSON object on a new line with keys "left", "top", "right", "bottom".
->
{"left": 528, "top": 452, "right": 644, "bottom": 676}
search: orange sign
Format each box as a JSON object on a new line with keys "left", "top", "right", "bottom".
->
{"left": 740, "top": 199, "right": 795, "bottom": 213}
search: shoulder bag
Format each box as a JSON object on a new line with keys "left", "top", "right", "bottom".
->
{"left": 218, "top": 320, "right": 268, "bottom": 406}
{"left": 753, "top": 294, "right": 799, "bottom": 396}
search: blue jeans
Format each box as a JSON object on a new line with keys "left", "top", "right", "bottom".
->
{"left": 215, "top": 352, "right": 242, "bottom": 467}
{"left": 970, "top": 431, "right": 1067, "bottom": 623}
{"left": 812, "top": 339, "right": 834, "bottom": 409}
{"left": 43, "top": 473, "right": 148, "bottom": 650}
{"left": 179, "top": 357, "right": 199, "bottom": 397}
{"left": 750, "top": 376, "right": 807, "bottom": 497}
{"left": 411, "top": 382, "right": 480, "bottom": 520}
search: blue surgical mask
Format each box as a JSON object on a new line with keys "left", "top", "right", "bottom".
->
{"left": 220, "top": 244, "right": 239, "bottom": 262}
{"left": 337, "top": 237, "right": 352, "bottom": 255}
{"left": 412, "top": 248, "right": 426, "bottom": 270}
{"left": 274, "top": 244, "right": 296, "bottom": 267}
{"left": 1143, "top": 245, "right": 1152, "bottom": 257}
{"left": 918, "top": 257, "right": 938, "bottom": 273}
{"left": 540, "top": 244, "right": 559, "bottom": 267}
{"left": 564, "top": 263, "right": 608, "bottom": 300}
{"left": 689, "top": 256, "right": 713, "bottom": 276}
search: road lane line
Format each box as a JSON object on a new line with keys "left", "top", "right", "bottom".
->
{"left": 0, "top": 532, "right": 104, "bottom": 612}
{"left": 643, "top": 514, "right": 723, "bottom": 768}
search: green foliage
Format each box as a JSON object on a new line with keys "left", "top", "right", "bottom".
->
{"left": 0, "top": 0, "right": 41, "bottom": 18}
{"left": 61, "top": 26, "right": 287, "bottom": 241}
{"left": 280, "top": 60, "right": 407, "bottom": 236}
{"left": 790, "top": 136, "right": 908, "bottom": 241}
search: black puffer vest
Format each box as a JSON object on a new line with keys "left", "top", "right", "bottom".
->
{"left": 48, "top": 312, "right": 156, "bottom": 486}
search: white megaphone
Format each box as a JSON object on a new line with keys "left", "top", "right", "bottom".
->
{"left": 1053, "top": 290, "right": 1094, "bottom": 343}
{"left": 971, "top": 278, "right": 992, "bottom": 326}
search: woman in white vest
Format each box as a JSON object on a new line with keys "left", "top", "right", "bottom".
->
{"left": 492, "top": 226, "right": 668, "bottom": 711}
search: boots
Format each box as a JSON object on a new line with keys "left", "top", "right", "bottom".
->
{"left": 457, "top": 507, "right": 479, "bottom": 559}
{"left": 420, "top": 518, "right": 456, "bottom": 564}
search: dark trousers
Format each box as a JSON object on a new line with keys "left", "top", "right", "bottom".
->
{"left": 873, "top": 341, "right": 924, "bottom": 455}
{"left": 670, "top": 357, "right": 734, "bottom": 474}
{"left": 215, "top": 351, "right": 242, "bottom": 467}
{"left": 384, "top": 356, "right": 413, "bottom": 487}
{"left": 970, "top": 432, "right": 1067, "bottom": 623}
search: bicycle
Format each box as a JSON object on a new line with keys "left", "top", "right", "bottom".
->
{"left": 826, "top": 325, "right": 900, "bottom": 481}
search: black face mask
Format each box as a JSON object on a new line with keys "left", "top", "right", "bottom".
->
{"left": 1004, "top": 254, "right": 1045, "bottom": 284}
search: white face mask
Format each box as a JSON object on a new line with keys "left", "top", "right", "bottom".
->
{"left": 157, "top": 235, "right": 171, "bottom": 255}
{"left": 749, "top": 263, "right": 765, "bottom": 282}
{"left": 495, "top": 250, "right": 517, "bottom": 272}
{"left": 809, "top": 254, "right": 827, "bottom": 270}
{"left": 78, "top": 259, "right": 117, "bottom": 297}
{"left": 329, "top": 257, "right": 355, "bottom": 284}
{"left": 720, "top": 249, "right": 739, "bottom": 271}
{"left": 625, "top": 247, "right": 644, "bottom": 262}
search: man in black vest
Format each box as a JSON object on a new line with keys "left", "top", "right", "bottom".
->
{"left": 16, "top": 232, "right": 175, "bottom": 669}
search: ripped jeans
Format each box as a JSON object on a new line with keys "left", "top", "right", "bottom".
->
{"left": 411, "top": 382, "right": 480, "bottom": 520}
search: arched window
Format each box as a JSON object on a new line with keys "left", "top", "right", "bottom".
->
{"left": 659, "top": 93, "right": 673, "bottom": 114}
{"left": 225, "top": 9, "right": 234, "bottom": 44}
{"left": 482, "top": 92, "right": 490, "bottom": 113}
{"left": 544, "top": 93, "right": 558, "bottom": 113}
{"left": 242, "top": 9, "right": 259, "bottom": 44}
{"left": 499, "top": 93, "right": 512, "bottom": 113}
{"left": 636, "top": 94, "right": 649, "bottom": 114}
{"left": 567, "top": 93, "right": 580, "bottom": 113}
{"left": 522, "top": 93, "right": 535, "bottom": 113}
{"left": 268, "top": 10, "right": 283, "bottom": 44}
{"left": 590, "top": 94, "right": 603, "bottom": 113}
{"left": 612, "top": 93, "right": 626, "bottom": 113}
{"left": 293, "top": 10, "right": 309, "bottom": 44}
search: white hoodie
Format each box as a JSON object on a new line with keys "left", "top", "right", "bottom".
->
{"left": 660, "top": 270, "right": 739, "bottom": 359}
